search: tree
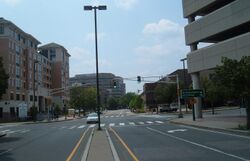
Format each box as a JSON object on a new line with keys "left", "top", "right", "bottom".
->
{"left": 129, "top": 95, "right": 143, "bottom": 111}
{"left": 119, "top": 92, "right": 137, "bottom": 108}
{"left": 70, "top": 87, "right": 97, "bottom": 114}
{"left": 155, "top": 83, "right": 177, "bottom": 104}
{"left": 201, "top": 77, "right": 226, "bottom": 113}
{"left": 107, "top": 97, "right": 119, "bottom": 110}
{"left": 0, "top": 57, "right": 8, "bottom": 99}
{"left": 213, "top": 56, "right": 250, "bottom": 129}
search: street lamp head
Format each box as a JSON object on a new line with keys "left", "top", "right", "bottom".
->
{"left": 180, "top": 58, "right": 187, "bottom": 61}
{"left": 84, "top": 5, "right": 93, "bottom": 10}
{"left": 98, "top": 5, "right": 107, "bottom": 10}
{"left": 84, "top": 5, "right": 107, "bottom": 11}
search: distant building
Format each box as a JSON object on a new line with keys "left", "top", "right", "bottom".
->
{"left": 70, "top": 73, "right": 126, "bottom": 106}
{"left": 182, "top": 0, "right": 250, "bottom": 117}
{"left": 142, "top": 69, "right": 191, "bottom": 110}
{"left": 39, "top": 43, "right": 70, "bottom": 108}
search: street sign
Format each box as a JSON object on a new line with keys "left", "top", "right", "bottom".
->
{"left": 181, "top": 89, "right": 204, "bottom": 98}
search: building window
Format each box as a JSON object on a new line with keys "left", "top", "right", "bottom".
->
{"left": 0, "top": 25, "right": 4, "bottom": 34}
{"left": 10, "top": 107, "right": 15, "bottom": 117}
{"left": 22, "top": 94, "right": 25, "bottom": 101}
{"left": 16, "top": 94, "right": 20, "bottom": 100}
{"left": 30, "top": 95, "right": 33, "bottom": 101}
{"left": 10, "top": 93, "right": 14, "bottom": 100}
{"left": 0, "top": 107, "right": 3, "bottom": 118}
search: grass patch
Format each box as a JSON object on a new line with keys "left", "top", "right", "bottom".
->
{"left": 236, "top": 124, "right": 248, "bottom": 130}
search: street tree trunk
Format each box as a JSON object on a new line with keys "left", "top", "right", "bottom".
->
{"left": 246, "top": 97, "right": 250, "bottom": 130}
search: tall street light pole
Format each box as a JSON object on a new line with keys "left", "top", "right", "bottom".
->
{"left": 84, "top": 5, "right": 107, "bottom": 130}
{"left": 33, "top": 60, "right": 38, "bottom": 121}
{"left": 180, "top": 58, "right": 187, "bottom": 112}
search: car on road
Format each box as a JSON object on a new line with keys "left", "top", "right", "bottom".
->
{"left": 86, "top": 112, "right": 99, "bottom": 124}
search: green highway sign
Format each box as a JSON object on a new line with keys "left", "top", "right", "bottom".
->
{"left": 181, "top": 89, "right": 204, "bottom": 98}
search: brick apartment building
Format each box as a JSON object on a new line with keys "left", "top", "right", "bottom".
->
{"left": 0, "top": 18, "right": 70, "bottom": 121}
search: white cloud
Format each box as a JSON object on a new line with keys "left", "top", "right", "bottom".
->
{"left": 115, "top": 0, "right": 138, "bottom": 10}
{"left": 0, "top": 0, "right": 21, "bottom": 6}
{"left": 143, "top": 19, "right": 183, "bottom": 35}
{"left": 134, "top": 19, "right": 188, "bottom": 66}
{"left": 85, "top": 32, "right": 106, "bottom": 42}
{"left": 69, "top": 46, "right": 110, "bottom": 77}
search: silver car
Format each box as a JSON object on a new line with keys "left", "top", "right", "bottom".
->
{"left": 86, "top": 113, "right": 99, "bottom": 124}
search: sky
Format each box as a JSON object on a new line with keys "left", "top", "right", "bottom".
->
{"left": 0, "top": 0, "right": 189, "bottom": 93}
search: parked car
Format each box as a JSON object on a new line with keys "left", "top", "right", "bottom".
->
{"left": 170, "top": 103, "right": 178, "bottom": 112}
{"left": 158, "top": 104, "right": 171, "bottom": 112}
{"left": 86, "top": 112, "right": 99, "bottom": 124}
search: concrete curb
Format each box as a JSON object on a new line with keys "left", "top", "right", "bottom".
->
{"left": 170, "top": 120, "right": 250, "bottom": 136}
{"left": 106, "top": 128, "right": 120, "bottom": 161}
{"left": 0, "top": 133, "right": 6, "bottom": 137}
{"left": 81, "top": 128, "right": 94, "bottom": 161}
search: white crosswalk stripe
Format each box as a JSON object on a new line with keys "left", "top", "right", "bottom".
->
{"left": 78, "top": 125, "right": 86, "bottom": 129}
{"left": 155, "top": 121, "right": 164, "bottom": 124}
{"left": 138, "top": 122, "right": 144, "bottom": 125}
{"left": 100, "top": 123, "right": 105, "bottom": 127}
{"left": 89, "top": 124, "right": 96, "bottom": 128}
{"left": 109, "top": 123, "right": 115, "bottom": 127}
{"left": 120, "top": 115, "right": 124, "bottom": 117}
{"left": 111, "top": 116, "right": 114, "bottom": 117}
{"left": 146, "top": 121, "right": 153, "bottom": 124}
{"left": 129, "top": 122, "right": 135, "bottom": 125}
{"left": 69, "top": 126, "right": 76, "bottom": 129}
{"left": 119, "top": 123, "right": 125, "bottom": 126}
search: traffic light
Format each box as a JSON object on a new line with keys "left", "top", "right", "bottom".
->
{"left": 113, "top": 80, "right": 117, "bottom": 88}
{"left": 137, "top": 76, "right": 141, "bottom": 83}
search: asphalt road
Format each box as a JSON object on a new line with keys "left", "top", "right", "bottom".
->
{"left": 1, "top": 109, "right": 250, "bottom": 161}
{"left": 106, "top": 110, "right": 250, "bottom": 161}
{"left": 0, "top": 119, "right": 91, "bottom": 161}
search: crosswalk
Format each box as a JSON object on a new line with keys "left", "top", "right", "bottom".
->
{"left": 0, "top": 129, "right": 30, "bottom": 135}
{"left": 102, "top": 115, "right": 126, "bottom": 118}
{"left": 0, "top": 120, "right": 165, "bottom": 136}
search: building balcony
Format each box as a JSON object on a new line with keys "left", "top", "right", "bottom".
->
{"left": 187, "top": 32, "right": 250, "bottom": 73}
{"left": 185, "top": 0, "right": 250, "bottom": 45}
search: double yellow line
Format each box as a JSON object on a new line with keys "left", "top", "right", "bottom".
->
{"left": 109, "top": 127, "right": 139, "bottom": 161}
{"left": 66, "top": 128, "right": 89, "bottom": 161}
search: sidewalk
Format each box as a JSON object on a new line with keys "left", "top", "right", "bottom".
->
{"left": 170, "top": 110, "right": 250, "bottom": 135}
{"left": 86, "top": 129, "right": 115, "bottom": 161}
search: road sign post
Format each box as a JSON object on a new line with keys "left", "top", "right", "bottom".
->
{"left": 181, "top": 89, "right": 204, "bottom": 98}
{"left": 181, "top": 89, "right": 204, "bottom": 121}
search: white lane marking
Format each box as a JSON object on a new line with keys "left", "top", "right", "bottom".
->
{"left": 168, "top": 129, "right": 187, "bottom": 133}
{"left": 180, "top": 125, "right": 250, "bottom": 139}
{"left": 78, "top": 125, "right": 86, "bottom": 129}
{"left": 155, "top": 121, "right": 164, "bottom": 124}
{"left": 0, "top": 148, "right": 13, "bottom": 155}
{"left": 101, "top": 123, "right": 105, "bottom": 127}
{"left": 129, "top": 122, "right": 135, "bottom": 126}
{"left": 120, "top": 115, "right": 124, "bottom": 117}
{"left": 69, "top": 126, "right": 77, "bottom": 129}
{"left": 111, "top": 116, "right": 114, "bottom": 118}
{"left": 147, "top": 127, "right": 250, "bottom": 161}
{"left": 119, "top": 123, "right": 125, "bottom": 126}
{"left": 60, "top": 126, "right": 67, "bottom": 129}
{"left": 19, "top": 129, "right": 30, "bottom": 133}
{"left": 89, "top": 124, "right": 96, "bottom": 128}
{"left": 146, "top": 121, "right": 153, "bottom": 124}
{"left": 138, "top": 122, "right": 144, "bottom": 125}
{"left": 1, "top": 129, "right": 11, "bottom": 133}
{"left": 105, "top": 116, "right": 109, "bottom": 118}
{"left": 109, "top": 123, "right": 115, "bottom": 127}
